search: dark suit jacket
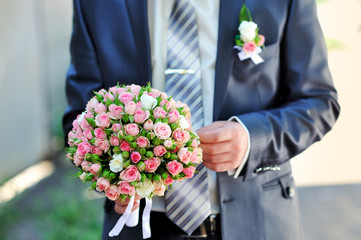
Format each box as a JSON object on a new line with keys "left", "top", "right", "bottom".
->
{"left": 63, "top": 0, "right": 340, "bottom": 239}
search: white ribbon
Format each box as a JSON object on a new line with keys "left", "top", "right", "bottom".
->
{"left": 234, "top": 45, "right": 264, "bottom": 65}
{"left": 142, "top": 198, "right": 152, "bottom": 239}
{"left": 108, "top": 195, "right": 135, "bottom": 237}
{"left": 125, "top": 200, "right": 139, "bottom": 227}
{"left": 108, "top": 196, "right": 153, "bottom": 239}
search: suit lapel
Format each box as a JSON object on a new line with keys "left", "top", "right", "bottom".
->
{"left": 124, "top": 0, "right": 152, "bottom": 85}
{"left": 214, "top": 0, "right": 245, "bottom": 120}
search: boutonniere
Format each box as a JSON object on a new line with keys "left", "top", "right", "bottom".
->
{"left": 234, "top": 4, "right": 265, "bottom": 65}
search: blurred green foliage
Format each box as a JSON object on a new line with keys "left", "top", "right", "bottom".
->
{"left": 0, "top": 164, "right": 103, "bottom": 240}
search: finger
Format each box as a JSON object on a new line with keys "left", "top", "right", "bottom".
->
{"left": 202, "top": 152, "right": 235, "bottom": 164}
{"left": 114, "top": 203, "right": 128, "bottom": 214}
{"left": 115, "top": 197, "right": 129, "bottom": 206}
{"left": 200, "top": 140, "right": 241, "bottom": 155}
{"left": 197, "top": 121, "right": 227, "bottom": 131}
{"left": 198, "top": 127, "right": 231, "bottom": 143}
{"left": 135, "top": 194, "right": 142, "bottom": 201}
{"left": 203, "top": 160, "right": 238, "bottom": 172}
{"left": 132, "top": 202, "right": 140, "bottom": 212}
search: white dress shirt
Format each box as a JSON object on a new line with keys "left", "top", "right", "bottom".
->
{"left": 147, "top": 0, "right": 250, "bottom": 214}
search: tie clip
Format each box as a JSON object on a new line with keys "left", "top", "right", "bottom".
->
{"left": 164, "top": 68, "right": 195, "bottom": 75}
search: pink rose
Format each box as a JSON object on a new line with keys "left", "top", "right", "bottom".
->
{"left": 73, "top": 154, "right": 82, "bottom": 166}
{"left": 178, "top": 148, "right": 192, "bottom": 164}
{"left": 86, "top": 98, "right": 99, "bottom": 112}
{"left": 144, "top": 159, "right": 158, "bottom": 173}
{"left": 136, "top": 136, "right": 150, "bottom": 148}
{"left": 81, "top": 161, "right": 91, "bottom": 171}
{"left": 111, "top": 123, "right": 122, "bottom": 133}
{"left": 167, "top": 109, "right": 180, "bottom": 124}
{"left": 130, "top": 151, "right": 142, "bottom": 163}
{"left": 98, "top": 89, "right": 107, "bottom": 96}
{"left": 108, "top": 104, "right": 123, "bottom": 119}
{"left": 153, "top": 145, "right": 167, "bottom": 157}
{"left": 143, "top": 119, "right": 154, "bottom": 131}
{"left": 91, "top": 146, "right": 103, "bottom": 156}
{"left": 150, "top": 89, "right": 161, "bottom": 98}
{"left": 163, "top": 173, "right": 174, "bottom": 186}
{"left": 191, "top": 139, "right": 198, "bottom": 148}
{"left": 153, "top": 181, "right": 166, "bottom": 196}
{"left": 109, "top": 86, "right": 118, "bottom": 96}
{"left": 120, "top": 165, "right": 141, "bottom": 182}
{"left": 80, "top": 117, "right": 91, "bottom": 130}
{"left": 243, "top": 41, "right": 256, "bottom": 53}
{"left": 104, "top": 92, "right": 115, "bottom": 102}
{"left": 76, "top": 142, "right": 91, "bottom": 157}
{"left": 94, "top": 103, "right": 107, "bottom": 114}
{"left": 116, "top": 87, "right": 126, "bottom": 95}
{"left": 160, "top": 99, "right": 172, "bottom": 111}
{"left": 153, "top": 107, "right": 167, "bottom": 119}
{"left": 72, "top": 119, "right": 80, "bottom": 131}
{"left": 129, "top": 84, "right": 141, "bottom": 96}
{"left": 190, "top": 149, "right": 198, "bottom": 163}
{"left": 94, "top": 128, "right": 106, "bottom": 139}
{"left": 172, "top": 129, "right": 190, "bottom": 143}
{"left": 95, "top": 139, "right": 110, "bottom": 152}
{"left": 136, "top": 101, "right": 143, "bottom": 109}
{"left": 119, "top": 140, "right": 131, "bottom": 152}
{"left": 79, "top": 172, "right": 87, "bottom": 181}
{"left": 134, "top": 109, "right": 150, "bottom": 123}
{"left": 105, "top": 184, "right": 119, "bottom": 200}
{"left": 124, "top": 124, "right": 140, "bottom": 136}
{"left": 125, "top": 101, "right": 136, "bottom": 115}
{"left": 89, "top": 163, "right": 101, "bottom": 174}
{"left": 83, "top": 128, "right": 93, "bottom": 140}
{"left": 167, "top": 160, "right": 183, "bottom": 176}
{"left": 119, "top": 92, "right": 134, "bottom": 104}
{"left": 118, "top": 181, "right": 135, "bottom": 196}
{"left": 96, "top": 177, "right": 110, "bottom": 191}
{"left": 257, "top": 35, "right": 265, "bottom": 46}
{"left": 110, "top": 136, "right": 120, "bottom": 146}
{"left": 95, "top": 113, "right": 110, "bottom": 128}
{"left": 182, "top": 166, "right": 196, "bottom": 179}
{"left": 154, "top": 122, "right": 172, "bottom": 140}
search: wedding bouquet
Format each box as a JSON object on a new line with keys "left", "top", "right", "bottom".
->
{"left": 65, "top": 83, "right": 202, "bottom": 238}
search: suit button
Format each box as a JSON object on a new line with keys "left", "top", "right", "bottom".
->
{"left": 286, "top": 186, "right": 295, "bottom": 198}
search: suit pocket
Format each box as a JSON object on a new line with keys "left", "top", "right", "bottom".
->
{"left": 261, "top": 173, "right": 303, "bottom": 239}
{"left": 262, "top": 173, "right": 296, "bottom": 199}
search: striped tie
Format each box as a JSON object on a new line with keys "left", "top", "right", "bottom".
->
{"left": 165, "top": 0, "right": 211, "bottom": 235}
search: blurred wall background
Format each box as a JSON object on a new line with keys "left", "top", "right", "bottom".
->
{"left": 0, "top": 0, "right": 71, "bottom": 182}
{"left": 0, "top": 0, "right": 360, "bottom": 186}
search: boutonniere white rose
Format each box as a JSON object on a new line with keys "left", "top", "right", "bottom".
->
{"left": 234, "top": 4, "right": 265, "bottom": 65}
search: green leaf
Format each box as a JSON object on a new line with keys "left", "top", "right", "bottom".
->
{"left": 86, "top": 118, "right": 97, "bottom": 128}
{"left": 239, "top": 4, "right": 252, "bottom": 23}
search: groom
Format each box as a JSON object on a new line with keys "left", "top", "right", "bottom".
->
{"left": 63, "top": 0, "right": 340, "bottom": 239}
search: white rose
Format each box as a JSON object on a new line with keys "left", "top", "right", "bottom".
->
{"left": 78, "top": 111, "right": 86, "bottom": 124}
{"left": 109, "top": 153, "right": 124, "bottom": 173}
{"left": 136, "top": 179, "right": 155, "bottom": 198}
{"left": 140, "top": 94, "right": 157, "bottom": 110}
{"left": 239, "top": 21, "right": 258, "bottom": 42}
{"left": 179, "top": 116, "right": 190, "bottom": 129}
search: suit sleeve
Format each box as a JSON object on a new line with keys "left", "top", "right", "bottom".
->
{"left": 237, "top": 0, "right": 340, "bottom": 180}
{"left": 62, "top": 0, "right": 104, "bottom": 138}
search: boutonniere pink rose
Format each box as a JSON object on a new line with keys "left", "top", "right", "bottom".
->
{"left": 234, "top": 4, "right": 265, "bottom": 65}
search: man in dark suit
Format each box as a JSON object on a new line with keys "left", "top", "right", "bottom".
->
{"left": 63, "top": 0, "right": 340, "bottom": 239}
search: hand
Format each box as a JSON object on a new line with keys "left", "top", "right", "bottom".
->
{"left": 114, "top": 194, "right": 142, "bottom": 214}
{"left": 197, "top": 121, "right": 248, "bottom": 172}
